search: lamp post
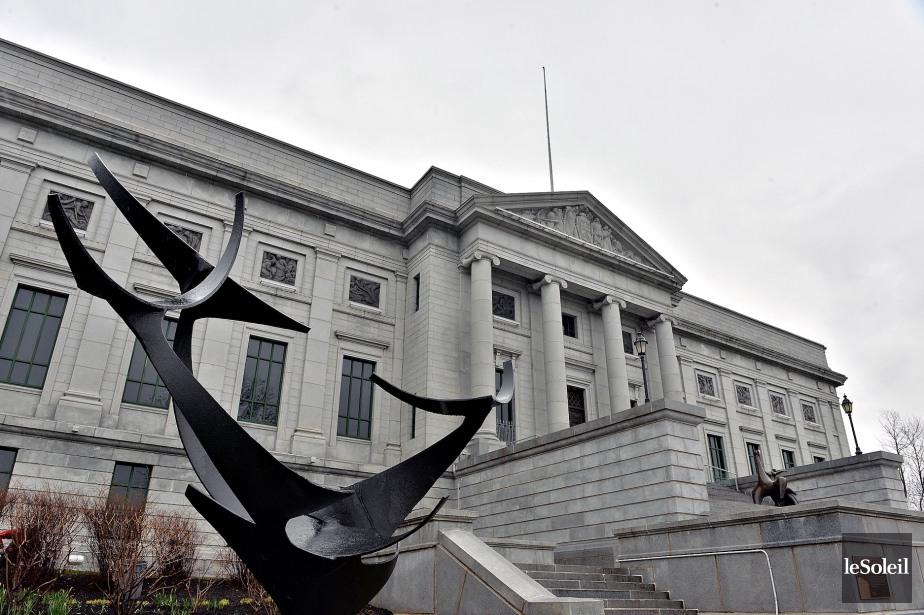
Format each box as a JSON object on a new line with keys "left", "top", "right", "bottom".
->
{"left": 634, "top": 332, "right": 651, "bottom": 404}
{"left": 841, "top": 394, "right": 862, "bottom": 456}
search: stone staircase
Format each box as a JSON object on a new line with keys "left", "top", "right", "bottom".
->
{"left": 517, "top": 563, "right": 697, "bottom": 615}
{"left": 706, "top": 481, "right": 767, "bottom": 515}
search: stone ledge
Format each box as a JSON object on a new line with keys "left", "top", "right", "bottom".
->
{"left": 734, "top": 450, "right": 903, "bottom": 489}
{"left": 456, "top": 398, "right": 705, "bottom": 474}
{"left": 612, "top": 498, "right": 924, "bottom": 540}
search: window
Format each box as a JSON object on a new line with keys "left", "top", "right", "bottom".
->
{"left": 122, "top": 319, "right": 177, "bottom": 408}
{"left": 781, "top": 448, "right": 796, "bottom": 469}
{"left": 769, "top": 392, "right": 788, "bottom": 416}
{"left": 735, "top": 383, "right": 754, "bottom": 407}
{"left": 495, "top": 369, "right": 515, "bottom": 445}
{"left": 801, "top": 402, "right": 818, "bottom": 424}
{"left": 567, "top": 386, "right": 586, "bottom": 427}
{"left": 108, "top": 463, "right": 150, "bottom": 506}
{"left": 238, "top": 338, "right": 287, "bottom": 426}
{"left": 338, "top": 357, "right": 375, "bottom": 440}
{"left": 622, "top": 331, "right": 635, "bottom": 355}
{"left": 261, "top": 251, "right": 297, "bottom": 285}
{"left": 0, "top": 448, "right": 17, "bottom": 492}
{"left": 0, "top": 287, "right": 67, "bottom": 389}
{"left": 813, "top": 455, "right": 826, "bottom": 464}
{"left": 42, "top": 192, "right": 94, "bottom": 231}
{"left": 707, "top": 435, "right": 727, "bottom": 482}
{"left": 349, "top": 276, "right": 380, "bottom": 308}
{"left": 746, "top": 442, "right": 761, "bottom": 475}
{"left": 697, "top": 373, "right": 717, "bottom": 398}
{"left": 413, "top": 274, "right": 420, "bottom": 312}
{"left": 562, "top": 314, "right": 577, "bottom": 338}
{"left": 492, "top": 291, "right": 515, "bottom": 320}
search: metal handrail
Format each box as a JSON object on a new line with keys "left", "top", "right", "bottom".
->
{"left": 620, "top": 548, "right": 778, "bottom": 615}
{"left": 704, "top": 463, "right": 739, "bottom": 491}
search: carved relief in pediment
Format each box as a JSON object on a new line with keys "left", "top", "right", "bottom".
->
{"left": 511, "top": 205, "right": 652, "bottom": 268}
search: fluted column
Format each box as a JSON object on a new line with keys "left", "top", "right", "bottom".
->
{"left": 533, "top": 275, "right": 570, "bottom": 433}
{"left": 649, "top": 315, "right": 684, "bottom": 402}
{"left": 463, "top": 251, "right": 502, "bottom": 448}
{"left": 594, "top": 295, "right": 631, "bottom": 413}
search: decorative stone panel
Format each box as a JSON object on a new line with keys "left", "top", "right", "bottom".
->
{"left": 164, "top": 223, "right": 203, "bottom": 251}
{"left": 41, "top": 192, "right": 94, "bottom": 231}
{"left": 260, "top": 251, "right": 297, "bottom": 285}
{"left": 491, "top": 291, "right": 515, "bottom": 320}
{"left": 349, "top": 276, "right": 380, "bottom": 308}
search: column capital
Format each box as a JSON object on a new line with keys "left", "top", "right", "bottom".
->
{"left": 592, "top": 294, "right": 626, "bottom": 310}
{"left": 459, "top": 250, "right": 500, "bottom": 269}
{"left": 313, "top": 248, "right": 341, "bottom": 263}
{"left": 531, "top": 274, "right": 568, "bottom": 291}
{"left": 646, "top": 314, "right": 678, "bottom": 328}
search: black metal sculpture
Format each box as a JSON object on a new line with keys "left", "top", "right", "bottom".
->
{"left": 751, "top": 449, "right": 798, "bottom": 507}
{"left": 47, "top": 154, "right": 514, "bottom": 615}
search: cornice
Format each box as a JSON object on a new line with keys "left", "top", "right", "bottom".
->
{"left": 0, "top": 86, "right": 409, "bottom": 243}
{"left": 674, "top": 318, "right": 847, "bottom": 386}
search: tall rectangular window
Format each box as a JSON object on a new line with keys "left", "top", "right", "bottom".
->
{"left": 781, "top": 448, "right": 796, "bottom": 469}
{"left": 746, "top": 442, "right": 761, "bottom": 476}
{"left": 622, "top": 331, "right": 635, "bottom": 355}
{"left": 813, "top": 455, "right": 826, "bottom": 464}
{"left": 238, "top": 337, "right": 287, "bottom": 426}
{"left": 707, "top": 435, "right": 727, "bottom": 481}
{"left": 495, "top": 369, "right": 515, "bottom": 445}
{"left": 108, "top": 462, "right": 150, "bottom": 506}
{"left": 0, "top": 448, "right": 17, "bottom": 492}
{"left": 413, "top": 274, "right": 420, "bottom": 312}
{"left": 0, "top": 287, "right": 67, "bottom": 389}
{"left": 567, "top": 386, "right": 586, "bottom": 427}
{"left": 122, "top": 319, "right": 177, "bottom": 408}
{"left": 561, "top": 314, "right": 577, "bottom": 338}
{"left": 338, "top": 357, "right": 375, "bottom": 440}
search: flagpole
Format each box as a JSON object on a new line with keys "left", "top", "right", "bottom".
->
{"left": 543, "top": 67, "right": 555, "bottom": 192}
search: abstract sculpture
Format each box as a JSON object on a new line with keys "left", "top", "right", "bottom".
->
{"left": 751, "top": 449, "right": 798, "bottom": 507}
{"left": 48, "top": 154, "right": 515, "bottom": 615}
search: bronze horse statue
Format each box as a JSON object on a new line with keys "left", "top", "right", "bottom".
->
{"left": 751, "top": 449, "right": 798, "bottom": 506}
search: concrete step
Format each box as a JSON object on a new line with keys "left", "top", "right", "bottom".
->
{"left": 604, "top": 609, "right": 697, "bottom": 615}
{"left": 518, "top": 563, "right": 632, "bottom": 575}
{"left": 551, "top": 589, "right": 672, "bottom": 601}
{"left": 535, "top": 580, "right": 656, "bottom": 591}
{"left": 523, "top": 569, "right": 644, "bottom": 584}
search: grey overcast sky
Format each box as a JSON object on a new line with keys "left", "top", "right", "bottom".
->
{"left": 1, "top": 0, "right": 921, "bottom": 453}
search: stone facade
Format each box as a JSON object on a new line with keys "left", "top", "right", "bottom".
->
{"left": 0, "top": 38, "right": 853, "bottom": 538}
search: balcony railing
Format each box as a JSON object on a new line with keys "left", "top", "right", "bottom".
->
{"left": 704, "top": 464, "right": 739, "bottom": 491}
{"left": 496, "top": 420, "right": 516, "bottom": 446}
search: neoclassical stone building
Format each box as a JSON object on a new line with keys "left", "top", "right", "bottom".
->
{"left": 0, "top": 39, "right": 850, "bottom": 513}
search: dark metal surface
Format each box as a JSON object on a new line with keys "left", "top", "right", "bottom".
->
{"left": 751, "top": 450, "right": 798, "bottom": 507}
{"left": 48, "top": 154, "right": 514, "bottom": 615}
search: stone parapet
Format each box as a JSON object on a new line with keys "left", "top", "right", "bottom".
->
{"left": 613, "top": 500, "right": 924, "bottom": 614}
{"left": 736, "top": 451, "right": 907, "bottom": 509}
{"left": 455, "top": 398, "right": 709, "bottom": 549}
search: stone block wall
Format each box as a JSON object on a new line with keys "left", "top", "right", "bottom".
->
{"left": 454, "top": 398, "right": 709, "bottom": 551}
{"left": 737, "top": 451, "right": 908, "bottom": 509}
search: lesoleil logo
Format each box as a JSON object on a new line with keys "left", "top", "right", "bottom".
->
{"left": 841, "top": 533, "right": 913, "bottom": 604}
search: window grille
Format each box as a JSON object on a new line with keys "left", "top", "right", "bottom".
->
{"left": 109, "top": 463, "right": 150, "bottom": 506}
{"left": 0, "top": 287, "right": 67, "bottom": 389}
{"left": 697, "top": 373, "right": 716, "bottom": 397}
{"left": 770, "top": 393, "right": 788, "bottom": 416}
{"left": 238, "top": 338, "right": 287, "bottom": 426}
{"left": 567, "top": 386, "right": 586, "bottom": 427}
{"left": 338, "top": 357, "right": 375, "bottom": 440}
{"left": 122, "top": 319, "right": 177, "bottom": 408}
{"left": 801, "top": 403, "right": 817, "bottom": 424}
{"left": 735, "top": 384, "right": 753, "bottom": 407}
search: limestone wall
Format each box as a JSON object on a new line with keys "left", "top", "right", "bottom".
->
{"left": 455, "top": 399, "right": 710, "bottom": 550}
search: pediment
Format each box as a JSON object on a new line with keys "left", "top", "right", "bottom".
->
{"left": 497, "top": 200, "right": 665, "bottom": 273}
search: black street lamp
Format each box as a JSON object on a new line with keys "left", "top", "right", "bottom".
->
{"left": 841, "top": 394, "right": 862, "bottom": 456}
{"left": 634, "top": 332, "right": 651, "bottom": 404}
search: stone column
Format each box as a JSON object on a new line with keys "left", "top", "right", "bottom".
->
{"left": 594, "top": 295, "right": 631, "bottom": 414}
{"left": 291, "top": 249, "right": 341, "bottom": 457}
{"left": 648, "top": 315, "right": 684, "bottom": 402}
{"left": 462, "top": 251, "right": 503, "bottom": 452}
{"left": 533, "top": 275, "right": 570, "bottom": 434}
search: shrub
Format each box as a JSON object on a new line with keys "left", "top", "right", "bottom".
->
{"left": 0, "top": 486, "right": 84, "bottom": 593}
{"left": 84, "top": 496, "right": 201, "bottom": 615}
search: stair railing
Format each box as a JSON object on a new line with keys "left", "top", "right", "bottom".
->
{"left": 619, "top": 549, "right": 778, "bottom": 615}
{"left": 703, "top": 463, "right": 739, "bottom": 491}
